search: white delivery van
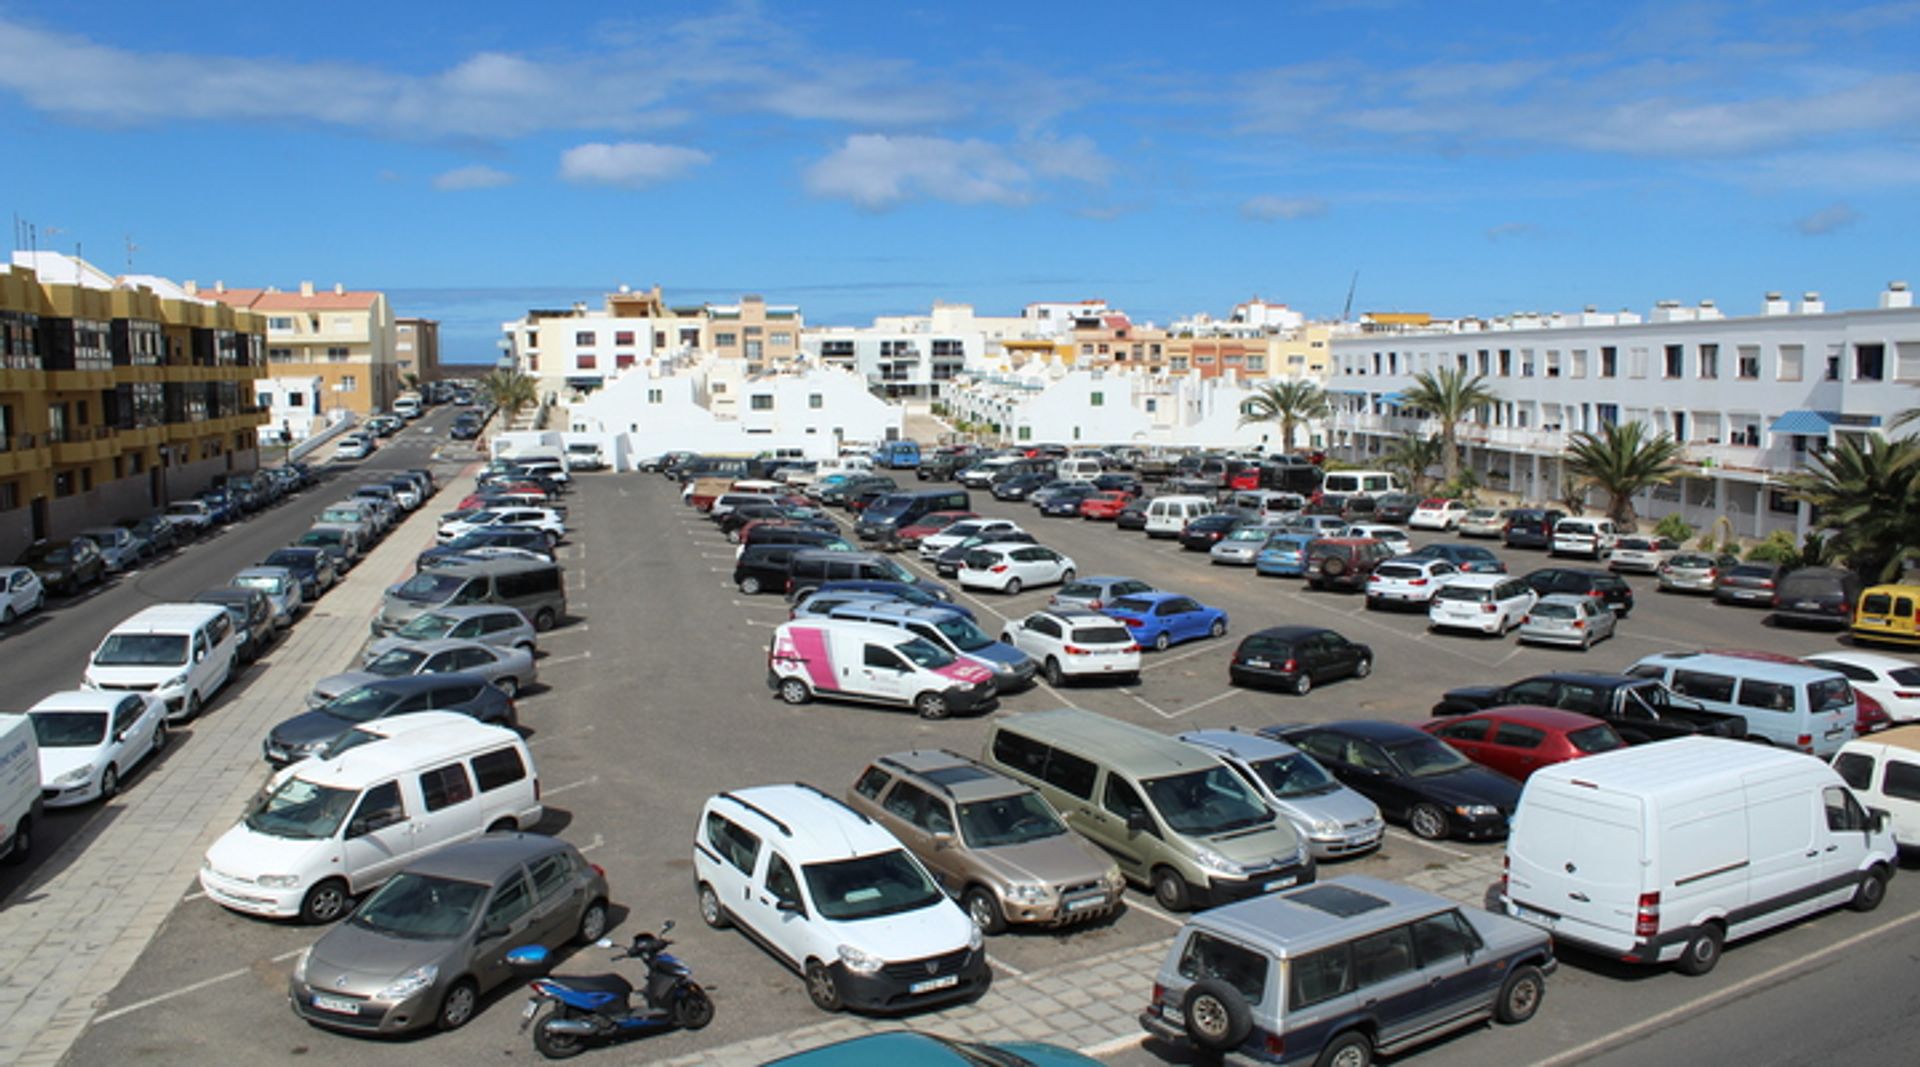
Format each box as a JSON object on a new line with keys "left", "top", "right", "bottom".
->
{"left": 1144, "top": 495, "right": 1215, "bottom": 539}
{"left": 0, "top": 714, "right": 42, "bottom": 863}
{"left": 199, "top": 716, "right": 540, "bottom": 923}
{"left": 766, "top": 619, "right": 998, "bottom": 720}
{"left": 1319, "top": 470, "right": 1402, "bottom": 499}
{"left": 85, "top": 603, "right": 239, "bottom": 722}
{"left": 1504, "top": 736, "right": 1896, "bottom": 976}
{"left": 1834, "top": 725, "right": 1920, "bottom": 849}
{"left": 1057, "top": 457, "right": 1104, "bottom": 482}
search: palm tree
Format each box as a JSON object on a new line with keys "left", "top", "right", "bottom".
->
{"left": 480, "top": 369, "right": 538, "bottom": 424}
{"left": 1783, "top": 435, "right": 1920, "bottom": 582}
{"left": 1562, "top": 421, "right": 1686, "bottom": 529}
{"left": 1383, "top": 435, "right": 1444, "bottom": 495}
{"left": 1237, "top": 379, "right": 1330, "bottom": 453}
{"left": 1398, "top": 367, "right": 1499, "bottom": 485}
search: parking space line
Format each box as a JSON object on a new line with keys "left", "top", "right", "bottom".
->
{"left": 1138, "top": 643, "right": 1221, "bottom": 673}
{"left": 542, "top": 651, "right": 593, "bottom": 668}
{"left": 1082, "top": 1033, "right": 1148, "bottom": 1058}
{"left": 1384, "top": 828, "right": 1476, "bottom": 860}
{"left": 1124, "top": 690, "right": 1176, "bottom": 718}
{"left": 1124, "top": 895, "right": 1185, "bottom": 928}
{"left": 528, "top": 724, "right": 592, "bottom": 747}
{"left": 91, "top": 948, "right": 306, "bottom": 1025}
{"left": 1034, "top": 681, "right": 1083, "bottom": 710}
{"left": 987, "top": 953, "right": 1027, "bottom": 978}
{"left": 542, "top": 623, "right": 592, "bottom": 637}
{"left": 733, "top": 599, "right": 791, "bottom": 611}
{"left": 1164, "top": 688, "right": 1241, "bottom": 719}
{"left": 543, "top": 775, "right": 599, "bottom": 798}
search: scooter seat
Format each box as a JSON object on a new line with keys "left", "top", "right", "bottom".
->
{"left": 557, "top": 974, "right": 633, "bottom": 1000}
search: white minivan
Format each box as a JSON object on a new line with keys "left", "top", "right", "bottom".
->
{"left": 198, "top": 716, "right": 541, "bottom": 923}
{"left": 1319, "top": 470, "right": 1401, "bottom": 499}
{"left": 0, "top": 713, "right": 42, "bottom": 863}
{"left": 1505, "top": 737, "right": 1896, "bottom": 976}
{"left": 85, "top": 603, "right": 239, "bottom": 722}
{"left": 1834, "top": 725, "right": 1920, "bottom": 849}
{"left": 767, "top": 619, "right": 998, "bottom": 720}
{"left": 1144, "top": 495, "right": 1215, "bottom": 539}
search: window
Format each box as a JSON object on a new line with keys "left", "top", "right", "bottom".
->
{"left": 993, "top": 731, "right": 1052, "bottom": 780}
{"left": 1664, "top": 345, "right": 1684, "bottom": 378}
{"left": 1600, "top": 346, "right": 1618, "bottom": 378}
{"left": 1410, "top": 910, "right": 1482, "bottom": 965}
{"left": 614, "top": 331, "right": 634, "bottom": 346}
{"left": 1856, "top": 343, "right": 1886, "bottom": 381}
{"left": 419, "top": 763, "right": 474, "bottom": 811}
{"left": 1438, "top": 719, "right": 1491, "bottom": 741}
{"left": 1350, "top": 926, "right": 1416, "bottom": 987}
{"left": 705, "top": 812, "right": 761, "bottom": 875}
{"left": 1289, "top": 945, "right": 1353, "bottom": 1009}
{"left": 1493, "top": 722, "right": 1546, "bottom": 749}
{"left": 766, "top": 854, "right": 803, "bottom": 908}
{"left": 1737, "top": 345, "right": 1760, "bottom": 379}
{"left": 1671, "top": 670, "right": 1736, "bottom": 703}
{"left": 750, "top": 395, "right": 774, "bottom": 411}
{"left": 1090, "top": 392, "right": 1104, "bottom": 407}
{"left": 1736, "top": 679, "right": 1795, "bottom": 712}
{"left": 347, "top": 781, "right": 405, "bottom": 837}
{"left": 1824, "top": 785, "right": 1867, "bottom": 832}
{"left": 268, "top": 317, "right": 294, "bottom": 331}
{"left": 473, "top": 747, "right": 528, "bottom": 791}
{"left": 1833, "top": 753, "right": 1874, "bottom": 791}
{"left": 1778, "top": 344, "right": 1804, "bottom": 381}
{"left": 809, "top": 394, "right": 823, "bottom": 409}
{"left": 576, "top": 354, "right": 597, "bottom": 370}
{"left": 647, "top": 389, "right": 663, "bottom": 404}
{"left": 486, "top": 871, "right": 535, "bottom": 927}
{"left": 853, "top": 766, "right": 892, "bottom": 800}
{"left": 340, "top": 375, "right": 357, "bottom": 391}
{"left": 574, "top": 331, "right": 595, "bottom": 346}
{"left": 1044, "top": 748, "right": 1098, "bottom": 800}
{"left": 1698, "top": 344, "right": 1718, "bottom": 379}
{"left": 326, "top": 346, "right": 349, "bottom": 360}
{"left": 771, "top": 332, "right": 793, "bottom": 346}
{"left": 715, "top": 332, "right": 737, "bottom": 347}
{"left": 1177, "top": 933, "right": 1268, "bottom": 1004}
{"left": 1884, "top": 760, "right": 1920, "bottom": 802}
{"left": 1102, "top": 774, "right": 1150, "bottom": 827}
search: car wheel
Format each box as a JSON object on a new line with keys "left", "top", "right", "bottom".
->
{"left": 574, "top": 898, "right": 610, "bottom": 944}
{"left": 1674, "top": 924, "right": 1724, "bottom": 976}
{"left": 1182, "top": 978, "right": 1253, "bottom": 1052}
{"left": 1004, "top": 577, "right": 1023, "bottom": 595}
{"left": 699, "top": 881, "right": 732, "bottom": 929}
{"left": 1495, "top": 964, "right": 1546, "bottom": 1024}
{"left": 1152, "top": 866, "right": 1191, "bottom": 911}
{"left": 1353, "top": 657, "right": 1373, "bottom": 679}
{"left": 1, "top": 607, "right": 12, "bottom": 626}
{"left": 299, "top": 878, "right": 351, "bottom": 924}
{"left": 1315, "top": 1029, "right": 1373, "bottom": 1067}
{"left": 1849, "top": 866, "right": 1890, "bottom": 913}
{"left": 964, "top": 886, "right": 1008, "bottom": 935}
{"left": 436, "top": 977, "right": 479, "bottom": 1031}
{"left": 1209, "top": 618, "right": 1227, "bottom": 639}
{"left": 1060, "top": 567, "right": 1076, "bottom": 584}
{"left": 151, "top": 722, "right": 168, "bottom": 755}
{"left": 184, "top": 692, "right": 202, "bottom": 722}
{"left": 1153, "top": 631, "right": 1172, "bottom": 652}
{"left": 487, "top": 817, "right": 518, "bottom": 833}
{"left": 914, "top": 691, "right": 951, "bottom": 720}
{"left": 1408, "top": 803, "right": 1451, "bottom": 841}
{"left": 534, "top": 608, "right": 557, "bottom": 631}
{"left": 1292, "top": 673, "right": 1312, "bottom": 696}
{"left": 740, "top": 575, "right": 763, "bottom": 595}
{"left": 1043, "top": 658, "right": 1066, "bottom": 687}
{"left": 532, "top": 1004, "right": 586, "bottom": 1059}
{"left": 778, "top": 678, "right": 811, "bottom": 705}
{"left": 0, "top": 816, "right": 30, "bottom": 865}
{"left": 99, "top": 765, "right": 120, "bottom": 801}
{"left": 805, "top": 959, "right": 843, "bottom": 1012}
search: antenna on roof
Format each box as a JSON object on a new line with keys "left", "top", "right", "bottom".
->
{"left": 1341, "top": 271, "right": 1359, "bottom": 323}
{"left": 125, "top": 233, "right": 139, "bottom": 272}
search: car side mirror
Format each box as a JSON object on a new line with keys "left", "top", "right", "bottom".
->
{"left": 931, "top": 831, "right": 956, "bottom": 850}
{"left": 477, "top": 923, "right": 510, "bottom": 943}
{"left": 1126, "top": 811, "right": 1153, "bottom": 835}
{"left": 776, "top": 898, "right": 804, "bottom": 915}
{"left": 1871, "top": 809, "right": 1891, "bottom": 835}
{"left": 194, "top": 650, "right": 207, "bottom": 664}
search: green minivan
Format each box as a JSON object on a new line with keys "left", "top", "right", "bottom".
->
{"left": 983, "top": 709, "right": 1313, "bottom": 911}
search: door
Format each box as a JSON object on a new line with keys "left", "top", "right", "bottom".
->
{"left": 526, "top": 848, "right": 589, "bottom": 947}
{"left": 1433, "top": 718, "right": 1493, "bottom": 767}
{"left": 338, "top": 781, "right": 417, "bottom": 889}
{"left": 113, "top": 695, "right": 159, "bottom": 764}
{"left": 1093, "top": 773, "right": 1157, "bottom": 876}
{"left": 1819, "top": 785, "right": 1872, "bottom": 886}
{"left": 879, "top": 781, "right": 962, "bottom": 889}
{"left": 1487, "top": 721, "right": 1549, "bottom": 780}
{"left": 415, "top": 761, "right": 483, "bottom": 849}
{"left": 856, "top": 643, "right": 912, "bottom": 704}
{"left": 700, "top": 812, "right": 761, "bottom": 924}
{"left": 746, "top": 850, "right": 813, "bottom": 967}
{"left": 474, "top": 868, "right": 541, "bottom": 988}
{"left": 1743, "top": 785, "right": 1816, "bottom": 921}
{"left": 1159, "top": 597, "right": 1201, "bottom": 641}
{"left": 1347, "top": 924, "right": 1429, "bottom": 1044}
{"left": 1409, "top": 910, "right": 1502, "bottom": 1025}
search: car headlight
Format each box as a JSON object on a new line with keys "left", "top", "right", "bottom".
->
{"left": 1455, "top": 804, "right": 1500, "bottom": 818}
{"left": 956, "top": 681, "right": 977, "bottom": 692}
{"left": 967, "top": 923, "right": 985, "bottom": 952}
{"left": 1192, "top": 848, "right": 1243, "bottom": 877}
{"left": 256, "top": 874, "right": 302, "bottom": 889}
{"left": 376, "top": 964, "right": 440, "bottom": 1001}
{"left": 836, "top": 944, "right": 885, "bottom": 975}
{"left": 292, "top": 948, "right": 310, "bottom": 983}
{"left": 55, "top": 766, "right": 95, "bottom": 786}
{"left": 1004, "top": 882, "right": 1050, "bottom": 904}
{"left": 163, "top": 671, "right": 191, "bottom": 689}
{"left": 1103, "top": 867, "right": 1126, "bottom": 890}
{"left": 1312, "top": 818, "right": 1341, "bottom": 836}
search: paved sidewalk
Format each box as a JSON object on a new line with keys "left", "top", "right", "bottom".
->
{"left": 0, "top": 466, "right": 476, "bottom": 1067}
{"left": 659, "top": 853, "right": 1505, "bottom": 1066}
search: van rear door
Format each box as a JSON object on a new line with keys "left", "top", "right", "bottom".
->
{"left": 1507, "top": 781, "right": 1644, "bottom": 950}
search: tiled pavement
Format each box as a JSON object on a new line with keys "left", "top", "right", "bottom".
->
{"left": 0, "top": 463, "right": 477, "bottom": 1067}
{"left": 659, "top": 853, "right": 1505, "bottom": 1066}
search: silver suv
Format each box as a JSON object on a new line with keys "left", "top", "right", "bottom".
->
{"left": 1177, "top": 730, "right": 1384, "bottom": 860}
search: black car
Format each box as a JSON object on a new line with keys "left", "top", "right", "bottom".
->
{"left": 18, "top": 537, "right": 107, "bottom": 597}
{"left": 1430, "top": 672, "right": 1747, "bottom": 744}
{"left": 1115, "top": 497, "right": 1151, "bottom": 531}
{"left": 990, "top": 472, "right": 1049, "bottom": 501}
{"left": 1770, "top": 566, "right": 1861, "bottom": 629}
{"left": 718, "top": 503, "right": 789, "bottom": 538}
{"left": 262, "top": 674, "right": 516, "bottom": 764}
{"left": 194, "top": 586, "right": 276, "bottom": 662}
{"left": 820, "top": 475, "right": 895, "bottom": 507}
{"left": 1229, "top": 626, "right": 1372, "bottom": 695}
{"left": 1371, "top": 492, "right": 1421, "bottom": 525}
{"left": 1262, "top": 721, "right": 1521, "bottom": 841}
{"left": 1502, "top": 508, "right": 1567, "bottom": 550}
{"left": 734, "top": 543, "right": 803, "bottom": 595}
{"left": 1178, "top": 513, "right": 1243, "bottom": 551}
{"left": 1039, "top": 486, "right": 1098, "bottom": 517}
{"left": 262, "top": 546, "right": 337, "bottom": 599}
{"left": 916, "top": 452, "right": 970, "bottom": 482}
{"left": 933, "top": 530, "right": 1037, "bottom": 577}
{"left": 417, "top": 527, "right": 557, "bottom": 570}
{"left": 450, "top": 418, "right": 483, "bottom": 440}
{"left": 738, "top": 525, "right": 852, "bottom": 554}
{"left": 1092, "top": 472, "right": 1144, "bottom": 496}
{"left": 1521, "top": 567, "right": 1634, "bottom": 617}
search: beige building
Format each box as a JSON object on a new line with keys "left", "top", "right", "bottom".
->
{"left": 197, "top": 281, "right": 398, "bottom": 415}
{"left": 707, "top": 296, "right": 802, "bottom": 373}
{"left": 396, "top": 317, "right": 440, "bottom": 384}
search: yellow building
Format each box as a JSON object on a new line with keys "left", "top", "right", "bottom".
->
{"left": 198, "top": 280, "right": 398, "bottom": 415}
{"left": 396, "top": 317, "right": 441, "bottom": 384}
{"left": 1, "top": 255, "right": 267, "bottom": 561}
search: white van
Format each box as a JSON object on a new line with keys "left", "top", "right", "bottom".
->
{"left": 1057, "top": 457, "right": 1103, "bottom": 482}
{"left": 1319, "top": 470, "right": 1401, "bottom": 499}
{"left": 1504, "top": 737, "right": 1896, "bottom": 976}
{"left": 1834, "top": 725, "right": 1920, "bottom": 849}
{"left": 767, "top": 619, "right": 998, "bottom": 719}
{"left": 392, "top": 395, "right": 422, "bottom": 419}
{"left": 199, "top": 716, "right": 541, "bottom": 923}
{"left": 790, "top": 455, "right": 873, "bottom": 488}
{"left": 85, "top": 603, "right": 239, "bottom": 722}
{"left": 1144, "top": 495, "right": 1216, "bottom": 539}
{"left": 1627, "top": 651, "right": 1856, "bottom": 757}
{"left": 0, "top": 714, "right": 42, "bottom": 863}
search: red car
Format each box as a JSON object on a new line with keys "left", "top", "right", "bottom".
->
{"left": 1078, "top": 490, "right": 1135, "bottom": 520}
{"left": 894, "top": 510, "right": 977, "bottom": 548}
{"left": 1706, "top": 648, "right": 1893, "bottom": 734}
{"left": 1420, "top": 705, "right": 1625, "bottom": 781}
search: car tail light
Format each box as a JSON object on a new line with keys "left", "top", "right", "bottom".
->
{"left": 1410, "top": 578, "right": 1428, "bottom": 586}
{"left": 1759, "top": 579, "right": 1775, "bottom": 588}
{"left": 1282, "top": 658, "right": 1298, "bottom": 673}
{"left": 1896, "top": 691, "right": 1920, "bottom": 701}
{"left": 1116, "top": 616, "right": 1142, "bottom": 627}
{"left": 1571, "top": 620, "right": 1586, "bottom": 630}
{"left": 1797, "top": 734, "right": 1813, "bottom": 751}
{"left": 1150, "top": 982, "right": 1166, "bottom": 1009}
{"left": 1705, "top": 568, "right": 1717, "bottom": 579}
{"left": 590, "top": 863, "right": 606, "bottom": 879}
{"left": 1369, "top": 573, "right": 1383, "bottom": 582}
{"left": 1265, "top": 1033, "right": 1286, "bottom": 1057}
{"left": 990, "top": 564, "right": 1008, "bottom": 573}
{"left": 1087, "top": 599, "right": 1102, "bottom": 610}
{"left": 1065, "top": 645, "right": 1089, "bottom": 656}
{"left": 1521, "top": 615, "right": 1532, "bottom": 624}
{"left": 1482, "top": 603, "right": 1497, "bottom": 613}
{"left": 1126, "top": 643, "right": 1142, "bottom": 653}
{"left": 1635, "top": 892, "right": 1660, "bottom": 938}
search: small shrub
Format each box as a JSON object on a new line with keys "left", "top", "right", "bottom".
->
{"left": 1654, "top": 514, "right": 1695, "bottom": 542}
{"left": 1744, "top": 530, "right": 1802, "bottom": 567}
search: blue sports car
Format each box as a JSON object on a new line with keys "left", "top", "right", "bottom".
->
{"left": 1104, "top": 591, "right": 1229, "bottom": 652}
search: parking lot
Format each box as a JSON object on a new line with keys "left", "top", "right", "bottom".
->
{"left": 56, "top": 468, "right": 1920, "bottom": 1066}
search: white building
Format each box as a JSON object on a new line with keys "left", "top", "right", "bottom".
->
{"left": 1327, "top": 285, "right": 1920, "bottom": 537}
{"left": 501, "top": 286, "right": 699, "bottom": 403}
{"left": 253, "top": 375, "right": 328, "bottom": 442}
{"left": 801, "top": 303, "right": 1046, "bottom": 401}
{"left": 944, "top": 368, "right": 1306, "bottom": 450}
{"left": 1173, "top": 297, "right": 1307, "bottom": 336}
{"left": 567, "top": 357, "right": 901, "bottom": 467}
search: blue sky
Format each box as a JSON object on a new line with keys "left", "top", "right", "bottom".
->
{"left": 3, "top": 0, "right": 1917, "bottom": 360}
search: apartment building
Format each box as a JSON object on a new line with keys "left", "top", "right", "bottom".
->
{"left": 707, "top": 295, "right": 802, "bottom": 374}
{"left": 944, "top": 366, "right": 1308, "bottom": 450}
{"left": 1326, "top": 286, "right": 1920, "bottom": 538}
{"left": 395, "top": 317, "right": 440, "bottom": 384}
{"left": 1, "top": 254, "right": 267, "bottom": 561}
{"left": 198, "top": 280, "right": 397, "bottom": 416}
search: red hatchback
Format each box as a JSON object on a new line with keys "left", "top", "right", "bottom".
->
{"left": 894, "top": 510, "right": 977, "bottom": 548}
{"left": 1420, "top": 705, "right": 1625, "bottom": 781}
{"left": 1078, "top": 490, "right": 1135, "bottom": 520}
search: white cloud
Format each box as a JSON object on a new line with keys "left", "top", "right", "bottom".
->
{"left": 433, "top": 165, "right": 515, "bottom": 191}
{"left": 1240, "top": 196, "right": 1328, "bottom": 221}
{"left": 1019, "top": 134, "right": 1114, "bottom": 184}
{"left": 559, "top": 142, "right": 711, "bottom": 188}
{"left": 1795, "top": 203, "right": 1859, "bottom": 235}
{"left": 805, "top": 135, "right": 1032, "bottom": 209}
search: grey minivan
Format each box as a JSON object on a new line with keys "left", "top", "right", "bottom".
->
{"left": 375, "top": 558, "right": 566, "bottom": 636}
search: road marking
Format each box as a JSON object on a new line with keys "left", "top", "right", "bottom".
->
{"left": 1529, "top": 904, "right": 1920, "bottom": 1067}
{"left": 91, "top": 948, "right": 307, "bottom": 1025}
{"left": 528, "top": 724, "right": 593, "bottom": 747}
{"left": 543, "top": 775, "right": 600, "bottom": 798}
{"left": 987, "top": 954, "right": 1026, "bottom": 978}
{"left": 733, "top": 599, "right": 791, "bottom": 611}
{"left": 542, "top": 651, "right": 593, "bottom": 668}
{"left": 1384, "top": 828, "right": 1477, "bottom": 860}
{"left": 1124, "top": 690, "right": 1174, "bottom": 718}
{"left": 1125, "top": 896, "right": 1185, "bottom": 928}
{"left": 181, "top": 890, "right": 205, "bottom": 902}
{"left": 576, "top": 833, "right": 606, "bottom": 854}
{"left": 1138, "top": 643, "right": 1220, "bottom": 673}
{"left": 1165, "top": 688, "right": 1241, "bottom": 719}
{"left": 541, "top": 623, "right": 592, "bottom": 637}
{"left": 1034, "top": 680, "right": 1083, "bottom": 710}
{"left": 1082, "top": 1033, "right": 1148, "bottom": 1057}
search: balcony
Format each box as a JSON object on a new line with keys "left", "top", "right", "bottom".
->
{"left": 49, "top": 425, "right": 118, "bottom": 464}
{"left": 0, "top": 434, "right": 51, "bottom": 477}
{"left": 1678, "top": 442, "right": 1813, "bottom": 478}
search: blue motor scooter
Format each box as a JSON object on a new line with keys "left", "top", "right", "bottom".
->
{"left": 507, "top": 920, "right": 714, "bottom": 1059}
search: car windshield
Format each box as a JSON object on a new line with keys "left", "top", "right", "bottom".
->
{"left": 93, "top": 633, "right": 188, "bottom": 666}
{"left": 166, "top": 504, "right": 202, "bottom": 516}
{"left": 397, "top": 613, "right": 459, "bottom": 640}
{"left": 243, "top": 777, "right": 357, "bottom": 840}
{"left": 896, "top": 636, "right": 956, "bottom": 670}
{"left": 364, "top": 649, "right": 427, "bottom": 677}
{"left": 395, "top": 572, "right": 466, "bottom": 603}
{"left": 1669, "top": 554, "right": 1715, "bottom": 568}
{"left": 1569, "top": 725, "right": 1626, "bottom": 754}
{"left": 233, "top": 575, "right": 282, "bottom": 594}
{"left": 25, "top": 545, "right": 71, "bottom": 564}
{"left": 933, "top": 615, "right": 994, "bottom": 652}
{"left": 299, "top": 530, "right": 341, "bottom": 547}
{"left": 1433, "top": 585, "right": 1489, "bottom": 603}
{"left": 1530, "top": 602, "right": 1578, "bottom": 619}
{"left": 1249, "top": 753, "right": 1341, "bottom": 798}
{"left": 1810, "top": 677, "right": 1854, "bottom": 713}
{"left": 1384, "top": 737, "right": 1475, "bottom": 777}
{"left": 1141, "top": 766, "right": 1274, "bottom": 837}
{"left": 802, "top": 849, "right": 945, "bottom": 921}
{"left": 350, "top": 872, "right": 488, "bottom": 940}
{"left": 317, "top": 686, "right": 399, "bottom": 723}
{"left": 957, "top": 792, "right": 1068, "bottom": 848}
{"left": 31, "top": 711, "right": 108, "bottom": 747}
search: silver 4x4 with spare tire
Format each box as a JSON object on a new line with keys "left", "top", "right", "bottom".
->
{"left": 1140, "top": 875, "right": 1554, "bottom": 1066}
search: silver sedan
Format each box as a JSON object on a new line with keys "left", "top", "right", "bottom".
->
{"left": 311, "top": 638, "right": 537, "bottom": 705}
{"left": 1516, "top": 593, "right": 1617, "bottom": 649}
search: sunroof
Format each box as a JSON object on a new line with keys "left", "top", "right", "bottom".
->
{"left": 921, "top": 765, "right": 994, "bottom": 787}
{"left": 1287, "top": 885, "right": 1391, "bottom": 918}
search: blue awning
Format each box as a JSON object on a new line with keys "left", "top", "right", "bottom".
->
{"left": 1769, "top": 410, "right": 1842, "bottom": 435}
{"left": 1380, "top": 392, "right": 1406, "bottom": 406}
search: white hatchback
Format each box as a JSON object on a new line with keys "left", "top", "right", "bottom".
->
{"left": 29, "top": 690, "right": 167, "bottom": 807}
{"left": 0, "top": 566, "right": 45, "bottom": 626}
{"left": 919, "top": 518, "right": 1022, "bottom": 560}
{"left": 1000, "top": 609, "right": 1141, "bottom": 686}
{"left": 1366, "top": 558, "right": 1460, "bottom": 608}
{"left": 1550, "top": 518, "right": 1618, "bottom": 559}
{"left": 1803, "top": 651, "right": 1920, "bottom": 723}
{"left": 1428, "top": 574, "right": 1538, "bottom": 635}
{"left": 958, "top": 543, "right": 1077, "bottom": 595}
{"left": 1408, "top": 499, "right": 1470, "bottom": 530}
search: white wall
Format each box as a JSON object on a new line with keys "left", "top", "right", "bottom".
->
{"left": 255, "top": 375, "right": 325, "bottom": 441}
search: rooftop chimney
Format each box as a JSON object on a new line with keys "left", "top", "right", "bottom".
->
{"left": 1881, "top": 281, "right": 1913, "bottom": 310}
{"left": 183, "top": 280, "right": 198, "bottom": 295}
{"left": 1798, "top": 291, "right": 1824, "bottom": 315}
{"left": 1763, "top": 291, "right": 1790, "bottom": 316}
{"left": 299, "top": 280, "right": 315, "bottom": 297}
{"left": 333, "top": 282, "right": 345, "bottom": 296}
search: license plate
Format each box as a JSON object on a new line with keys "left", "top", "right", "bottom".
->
{"left": 311, "top": 995, "right": 358, "bottom": 1015}
{"left": 1066, "top": 896, "right": 1105, "bottom": 912}
{"left": 1245, "top": 658, "right": 1271, "bottom": 668}
{"left": 1796, "top": 600, "right": 1819, "bottom": 610}
{"left": 1863, "top": 616, "right": 1886, "bottom": 625}
{"left": 910, "top": 974, "right": 959, "bottom": 995}
{"left": 1262, "top": 876, "right": 1298, "bottom": 893}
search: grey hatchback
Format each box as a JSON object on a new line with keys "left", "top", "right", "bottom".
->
{"left": 290, "top": 833, "right": 610, "bottom": 1035}
{"left": 1141, "top": 875, "right": 1554, "bottom": 1064}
